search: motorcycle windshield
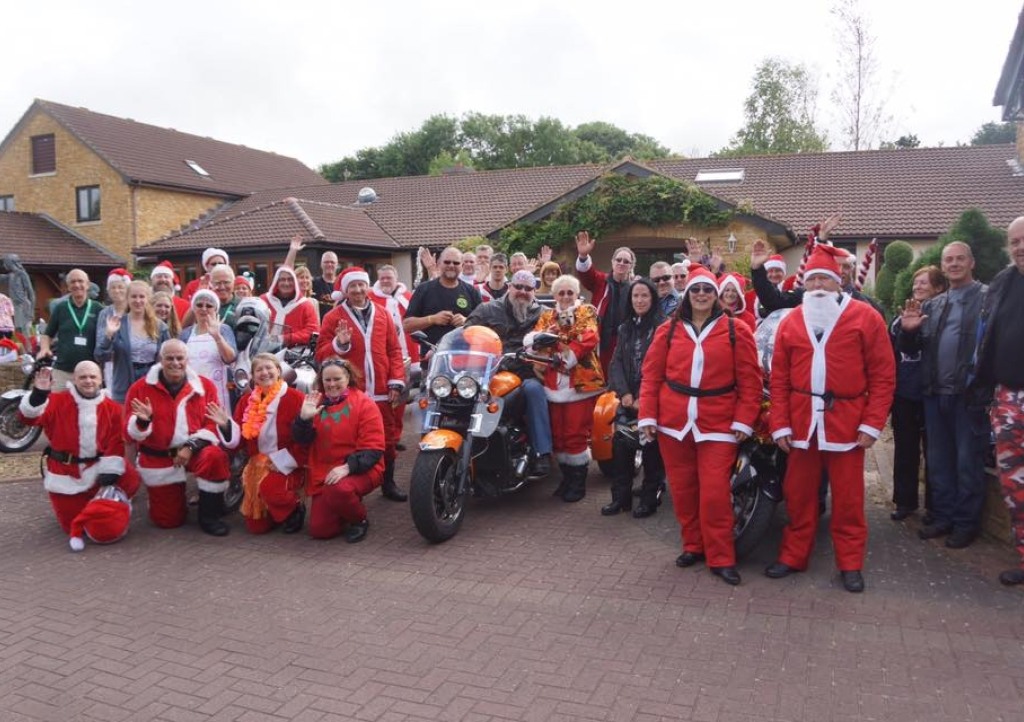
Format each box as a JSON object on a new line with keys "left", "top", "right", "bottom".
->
{"left": 426, "top": 327, "right": 501, "bottom": 389}
{"left": 753, "top": 308, "right": 792, "bottom": 374}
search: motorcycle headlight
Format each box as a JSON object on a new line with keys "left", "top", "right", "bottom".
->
{"left": 455, "top": 376, "right": 479, "bottom": 399}
{"left": 233, "top": 367, "right": 250, "bottom": 390}
{"left": 20, "top": 354, "right": 35, "bottom": 376}
{"left": 430, "top": 376, "right": 453, "bottom": 398}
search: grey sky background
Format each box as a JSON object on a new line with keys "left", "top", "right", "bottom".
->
{"left": 2, "top": 1, "right": 1020, "bottom": 170}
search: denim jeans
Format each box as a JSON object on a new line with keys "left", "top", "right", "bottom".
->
{"left": 521, "top": 378, "right": 553, "bottom": 455}
{"left": 922, "top": 393, "right": 990, "bottom": 533}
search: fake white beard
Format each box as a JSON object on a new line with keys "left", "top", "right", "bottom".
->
{"left": 803, "top": 290, "right": 841, "bottom": 335}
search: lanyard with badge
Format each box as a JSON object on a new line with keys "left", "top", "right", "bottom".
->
{"left": 67, "top": 299, "right": 93, "bottom": 346}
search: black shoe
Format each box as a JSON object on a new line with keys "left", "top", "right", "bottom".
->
{"left": 601, "top": 499, "right": 631, "bottom": 516}
{"left": 918, "top": 522, "right": 952, "bottom": 540}
{"left": 999, "top": 569, "right": 1024, "bottom": 586}
{"left": 840, "top": 570, "right": 865, "bottom": 593}
{"left": 282, "top": 503, "right": 305, "bottom": 534}
{"left": 632, "top": 502, "right": 657, "bottom": 519}
{"left": 944, "top": 529, "right": 977, "bottom": 549}
{"left": 529, "top": 454, "right": 551, "bottom": 479}
{"left": 344, "top": 519, "right": 369, "bottom": 543}
{"left": 890, "top": 507, "right": 914, "bottom": 521}
{"left": 710, "top": 566, "right": 741, "bottom": 586}
{"left": 675, "top": 551, "right": 706, "bottom": 568}
{"left": 561, "top": 464, "right": 587, "bottom": 503}
{"left": 764, "top": 562, "right": 799, "bottom": 579}
{"left": 197, "top": 490, "right": 230, "bottom": 537}
{"left": 380, "top": 462, "right": 407, "bottom": 502}
{"left": 395, "top": 442, "right": 407, "bottom": 452}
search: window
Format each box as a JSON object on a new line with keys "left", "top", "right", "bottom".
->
{"left": 31, "top": 134, "right": 56, "bottom": 174}
{"left": 0, "top": 195, "right": 13, "bottom": 212}
{"left": 184, "top": 159, "right": 210, "bottom": 177}
{"left": 694, "top": 168, "right": 744, "bottom": 183}
{"left": 76, "top": 185, "right": 101, "bottom": 222}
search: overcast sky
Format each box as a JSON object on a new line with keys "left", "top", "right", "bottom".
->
{"left": 2, "top": 0, "right": 1020, "bottom": 170}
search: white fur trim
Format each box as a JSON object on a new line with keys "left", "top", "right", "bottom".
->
{"left": 575, "top": 255, "right": 593, "bottom": 273}
{"left": 772, "top": 427, "right": 793, "bottom": 441}
{"left": 69, "top": 537, "right": 85, "bottom": 552}
{"left": 341, "top": 302, "right": 379, "bottom": 395}
{"left": 202, "top": 247, "right": 229, "bottom": 269}
{"left": 341, "top": 271, "right": 370, "bottom": 293}
{"left": 638, "top": 417, "right": 657, "bottom": 429}
{"left": 256, "top": 383, "right": 288, "bottom": 456}
{"left": 18, "top": 392, "right": 46, "bottom": 418}
{"left": 268, "top": 448, "right": 298, "bottom": 475}
{"left": 95, "top": 456, "right": 125, "bottom": 475}
{"left": 127, "top": 414, "right": 154, "bottom": 441}
{"left": 43, "top": 472, "right": 95, "bottom": 495}
{"left": 333, "top": 337, "right": 351, "bottom": 354}
{"left": 219, "top": 419, "right": 241, "bottom": 449}
{"left": 543, "top": 387, "right": 603, "bottom": 403}
{"left": 70, "top": 386, "right": 102, "bottom": 460}
{"left": 138, "top": 464, "right": 187, "bottom": 486}
{"left": 189, "top": 429, "right": 219, "bottom": 446}
{"left": 559, "top": 449, "right": 591, "bottom": 466}
{"left": 523, "top": 331, "right": 537, "bottom": 348}
{"left": 764, "top": 259, "right": 786, "bottom": 272}
{"left": 857, "top": 424, "right": 881, "bottom": 439}
{"left": 731, "top": 421, "right": 754, "bottom": 436}
{"left": 197, "top": 478, "right": 228, "bottom": 493}
{"left": 804, "top": 268, "right": 842, "bottom": 283}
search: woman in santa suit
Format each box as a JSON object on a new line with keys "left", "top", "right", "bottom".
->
{"left": 638, "top": 266, "right": 762, "bottom": 586}
{"left": 261, "top": 266, "right": 319, "bottom": 350}
{"left": 717, "top": 273, "right": 757, "bottom": 332}
{"left": 209, "top": 353, "right": 307, "bottom": 534}
{"left": 524, "top": 274, "right": 605, "bottom": 503}
{"left": 291, "top": 358, "right": 386, "bottom": 542}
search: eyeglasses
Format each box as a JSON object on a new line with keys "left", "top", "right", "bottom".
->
{"left": 688, "top": 284, "right": 717, "bottom": 295}
{"left": 555, "top": 290, "right": 576, "bottom": 297}
{"left": 441, "top": 260, "right": 461, "bottom": 266}
{"left": 673, "top": 274, "right": 687, "bottom": 279}
{"left": 652, "top": 275, "right": 672, "bottom": 284}
{"left": 194, "top": 302, "right": 216, "bottom": 308}
{"left": 613, "top": 257, "right": 633, "bottom": 265}
{"left": 511, "top": 283, "right": 534, "bottom": 292}
{"left": 211, "top": 281, "right": 232, "bottom": 288}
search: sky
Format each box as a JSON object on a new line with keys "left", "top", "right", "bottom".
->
{"left": 2, "top": 0, "right": 1020, "bottom": 170}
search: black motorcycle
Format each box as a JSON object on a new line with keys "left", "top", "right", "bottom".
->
{"left": 0, "top": 352, "right": 52, "bottom": 453}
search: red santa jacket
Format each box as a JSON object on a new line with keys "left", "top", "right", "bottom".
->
{"left": 305, "top": 388, "right": 385, "bottom": 495}
{"left": 18, "top": 387, "right": 126, "bottom": 494}
{"left": 124, "top": 365, "right": 222, "bottom": 486}
{"left": 316, "top": 302, "right": 405, "bottom": 401}
{"left": 638, "top": 313, "right": 761, "bottom": 443}
{"left": 523, "top": 303, "right": 605, "bottom": 403}
{"left": 769, "top": 295, "right": 895, "bottom": 451}
{"left": 369, "top": 282, "right": 421, "bottom": 370}
{"left": 222, "top": 383, "right": 308, "bottom": 476}
{"left": 260, "top": 266, "right": 319, "bottom": 348}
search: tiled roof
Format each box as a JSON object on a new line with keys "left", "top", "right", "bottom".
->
{"left": 138, "top": 197, "right": 398, "bottom": 253}
{"left": 0, "top": 211, "right": 125, "bottom": 267}
{"left": 9, "top": 100, "right": 328, "bottom": 197}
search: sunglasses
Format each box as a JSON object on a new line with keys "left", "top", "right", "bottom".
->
{"left": 613, "top": 257, "right": 633, "bottom": 265}
{"left": 441, "top": 260, "right": 461, "bottom": 266}
{"left": 652, "top": 275, "right": 672, "bottom": 284}
{"left": 511, "top": 283, "right": 534, "bottom": 292}
{"left": 688, "top": 284, "right": 717, "bottom": 295}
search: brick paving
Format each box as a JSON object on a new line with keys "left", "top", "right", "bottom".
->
{"left": 2, "top": 418, "right": 1024, "bottom": 721}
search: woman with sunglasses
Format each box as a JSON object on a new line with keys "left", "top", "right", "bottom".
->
{"left": 179, "top": 290, "right": 237, "bottom": 409}
{"left": 210, "top": 353, "right": 307, "bottom": 534}
{"left": 291, "top": 358, "right": 385, "bottom": 542}
{"left": 524, "top": 274, "right": 605, "bottom": 502}
{"left": 94, "top": 281, "right": 170, "bottom": 403}
{"left": 638, "top": 266, "right": 762, "bottom": 585}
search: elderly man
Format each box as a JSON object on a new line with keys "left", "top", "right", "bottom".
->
{"left": 18, "top": 360, "right": 141, "bottom": 539}
{"left": 898, "top": 241, "right": 989, "bottom": 549}
{"left": 150, "top": 261, "right": 191, "bottom": 321}
{"left": 474, "top": 245, "right": 494, "bottom": 283}
{"left": 370, "top": 265, "right": 420, "bottom": 452}
{"left": 124, "top": 339, "right": 232, "bottom": 536}
{"left": 404, "top": 246, "right": 482, "bottom": 358}
{"left": 318, "top": 267, "right": 407, "bottom": 501}
{"left": 180, "top": 264, "right": 238, "bottom": 330}
{"left": 974, "top": 217, "right": 1024, "bottom": 584}
{"left": 460, "top": 252, "right": 478, "bottom": 285}
{"left": 765, "top": 245, "right": 894, "bottom": 592}
{"left": 509, "top": 252, "right": 530, "bottom": 275}
{"left": 575, "top": 230, "right": 634, "bottom": 376}
{"left": 313, "top": 251, "right": 340, "bottom": 318}
{"left": 465, "top": 269, "right": 553, "bottom": 476}
{"left": 649, "top": 261, "right": 679, "bottom": 317}
{"left": 671, "top": 262, "right": 689, "bottom": 294}
{"left": 182, "top": 247, "right": 229, "bottom": 302}
{"left": 39, "top": 268, "right": 104, "bottom": 389}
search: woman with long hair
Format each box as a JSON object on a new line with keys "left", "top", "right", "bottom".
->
{"left": 152, "top": 291, "right": 182, "bottom": 338}
{"left": 294, "top": 266, "right": 314, "bottom": 299}
{"left": 638, "top": 266, "right": 762, "bottom": 585}
{"left": 604, "top": 278, "right": 666, "bottom": 518}
{"left": 94, "top": 280, "right": 169, "bottom": 402}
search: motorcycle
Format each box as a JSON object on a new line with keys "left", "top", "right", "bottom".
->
{"left": 0, "top": 352, "right": 52, "bottom": 453}
{"left": 407, "top": 325, "right": 559, "bottom": 543}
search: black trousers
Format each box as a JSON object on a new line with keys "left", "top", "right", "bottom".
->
{"left": 611, "top": 435, "right": 665, "bottom": 505}
{"left": 891, "top": 395, "right": 930, "bottom": 511}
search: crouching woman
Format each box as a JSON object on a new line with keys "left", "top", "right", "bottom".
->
{"left": 291, "top": 357, "right": 385, "bottom": 542}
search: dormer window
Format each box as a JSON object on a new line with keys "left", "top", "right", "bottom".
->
{"left": 185, "top": 159, "right": 210, "bottom": 177}
{"left": 695, "top": 168, "right": 745, "bottom": 183}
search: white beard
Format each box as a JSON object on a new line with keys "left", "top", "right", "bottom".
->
{"left": 803, "top": 290, "right": 842, "bottom": 336}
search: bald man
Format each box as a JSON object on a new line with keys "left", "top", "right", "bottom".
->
{"left": 39, "top": 269, "right": 104, "bottom": 389}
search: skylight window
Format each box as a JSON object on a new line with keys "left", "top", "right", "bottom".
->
{"left": 185, "top": 159, "right": 210, "bottom": 177}
{"left": 695, "top": 168, "right": 744, "bottom": 183}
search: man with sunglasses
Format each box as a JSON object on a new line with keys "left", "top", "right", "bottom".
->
{"left": 465, "top": 270, "right": 553, "bottom": 477}
{"left": 574, "top": 230, "right": 634, "bottom": 377}
{"left": 671, "top": 262, "right": 690, "bottom": 294}
{"left": 649, "top": 261, "right": 679, "bottom": 317}
{"left": 405, "top": 247, "right": 482, "bottom": 357}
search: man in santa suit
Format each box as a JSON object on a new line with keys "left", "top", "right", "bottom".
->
{"left": 150, "top": 261, "right": 191, "bottom": 321}
{"left": 260, "top": 265, "right": 319, "bottom": 349}
{"left": 318, "top": 267, "right": 408, "bottom": 501}
{"left": 124, "top": 339, "right": 233, "bottom": 536}
{"left": 182, "top": 247, "right": 229, "bottom": 303}
{"left": 17, "top": 360, "right": 141, "bottom": 539}
{"left": 764, "top": 245, "right": 895, "bottom": 592}
{"left": 745, "top": 254, "right": 788, "bottom": 322}
{"left": 369, "top": 264, "right": 420, "bottom": 451}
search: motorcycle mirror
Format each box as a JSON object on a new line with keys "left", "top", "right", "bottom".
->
{"left": 531, "top": 332, "right": 559, "bottom": 350}
{"left": 411, "top": 331, "right": 429, "bottom": 343}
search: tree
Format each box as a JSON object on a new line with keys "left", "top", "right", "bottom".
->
{"left": 719, "top": 57, "right": 828, "bottom": 157}
{"left": 875, "top": 240, "right": 913, "bottom": 315}
{"left": 831, "top": 0, "right": 892, "bottom": 150}
{"left": 971, "top": 121, "right": 1016, "bottom": 145}
{"left": 574, "top": 121, "right": 671, "bottom": 160}
{"left": 320, "top": 114, "right": 459, "bottom": 181}
{"left": 428, "top": 149, "right": 476, "bottom": 176}
{"left": 879, "top": 134, "right": 920, "bottom": 150}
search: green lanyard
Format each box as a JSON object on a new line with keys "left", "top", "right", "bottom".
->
{"left": 66, "top": 299, "right": 93, "bottom": 335}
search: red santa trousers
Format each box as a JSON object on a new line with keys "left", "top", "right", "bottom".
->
{"left": 144, "top": 446, "right": 231, "bottom": 529}
{"left": 778, "top": 442, "right": 866, "bottom": 572}
{"left": 392, "top": 402, "right": 407, "bottom": 442}
{"left": 550, "top": 397, "right": 598, "bottom": 461}
{"left": 659, "top": 434, "right": 737, "bottom": 568}
{"left": 244, "top": 470, "right": 304, "bottom": 535}
{"left": 47, "top": 464, "right": 142, "bottom": 534}
{"left": 308, "top": 472, "right": 381, "bottom": 539}
{"left": 377, "top": 400, "right": 399, "bottom": 463}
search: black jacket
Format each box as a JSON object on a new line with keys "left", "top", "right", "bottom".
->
{"left": 465, "top": 296, "right": 543, "bottom": 377}
{"left": 607, "top": 279, "right": 665, "bottom": 399}
{"left": 972, "top": 266, "right": 1021, "bottom": 401}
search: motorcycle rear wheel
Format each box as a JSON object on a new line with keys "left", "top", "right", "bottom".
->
{"left": 0, "top": 397, "right": 42, "bottom": 454}
{"left": 409, "top": 448, "right": 466, "bottom": 543}
{"left": 733, "top": 483, "right": 776, "bottom": 560}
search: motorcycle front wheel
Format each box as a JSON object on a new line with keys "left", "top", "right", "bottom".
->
{"left": 732, "top": 480, "right": 776, "bottom": 560}
{"left": 409, "top": 448, "right": 466, "bottom": 543}
{"left": 0, "top": 397, "right": 42, "bottom": 454}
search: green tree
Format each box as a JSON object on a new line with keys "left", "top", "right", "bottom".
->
{"left": 971, "top": 121, "right": 1016, "bottom": 145}
{"left": 320, "top": 114, "right": 459, "bottom": 181}
{"left": 875, "top": 240, "right": 913, "bottom": 315}
{"left": 574, "top": 121, "right": 671, "bottom": 161}
{"left": 719, "top": 57, "right": 828, "bottom": 156}
{"left": 879, "top": 134, "right": 920, "bottom": 150}
{"left": 428, "top": 149, "right": 476, "bottom": 176}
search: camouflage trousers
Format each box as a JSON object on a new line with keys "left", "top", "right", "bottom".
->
{"left": 992, "top": 385, "right": 1024, "bottom": 566}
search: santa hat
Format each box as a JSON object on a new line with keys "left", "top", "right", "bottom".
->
{"left": 201, "top": 247, "right": 229, "bottom": 270}
{"left": 683, "top": 265, "right": 719, "bottom": 295}
{"left": 803, "top": 245, "right": 847, "bottom": 283}
{"left": 331, "top": 266, "right": 370, "bottom": 301}
{"left": 68, "top": 485, "right": 134, "bottom": 552}
{"left": 717, "top": 273, "right": 748, "bottom": 313}
{"left": 234, "top": 272, "right": 255, "bottom": 291}
{"left": 191, "top": 288, "right": 220, "bottom": 313}
{"left": 106, "top": 268, "right": 132, "bottom": 289}
{"left": 150, "top": 261, "right": 181, "bottom": 291}
{"left": 764, "top": 255, "right": 786, "bottom": 273}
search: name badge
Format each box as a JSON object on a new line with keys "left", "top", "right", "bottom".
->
{"left": 74, "top": 336, "right": 88, "bottom": 346}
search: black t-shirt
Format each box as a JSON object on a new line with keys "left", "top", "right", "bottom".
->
{"left": 312, "top": 277, "right": 335, "bottom": 319}
{"left": 992, "top": 270, "right": 1024, "bottom": 389}
{"left": 405, "top": 279, "right": 482, "bottom": 353}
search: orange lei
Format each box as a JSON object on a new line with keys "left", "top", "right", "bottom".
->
{"left": 242, "top": 379, "right": 284, "bottom": 440}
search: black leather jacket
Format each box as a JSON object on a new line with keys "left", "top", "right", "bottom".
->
{"left": 465, "top": 296, "right": 543, "bottom": 377}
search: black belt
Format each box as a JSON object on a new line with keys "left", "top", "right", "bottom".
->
{"left": 794, "top": 387, "right": 864, "bottom": 411}
{"left": 43, "top": 446, "right": 100, "bottom": 464}
{"left": 139, "top": 445, "right": 181, "bottom": 458}
{"left": 666, "top": 380, "right": 736, "bottom": 398}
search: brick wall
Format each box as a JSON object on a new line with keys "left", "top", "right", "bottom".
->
{"left": 133, "top": 186, "right": 226, "bottom": 245}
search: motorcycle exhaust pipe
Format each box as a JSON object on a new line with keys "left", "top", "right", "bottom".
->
{"left": 512, "top": 456, "right": 528, "bottom": 478}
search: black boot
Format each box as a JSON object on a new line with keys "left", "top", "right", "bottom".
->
{"left": 633, "top": 471, "right": 662, "bottom": 518}
{"left": 601, "top": 482, "right": 632, "bottom": 515}
{"left": 282, "top": 502, "right": 305, "bottom": 534}
{"left": 562, "top": 464, "right": 587, "bottom": 503}
{"left": 380, "top": 460, "right": 407, "bottom": 502}
{"left": 198, "top": 490, "right": 230, "bottom": 536}
{"left": 553, "top": 463, "right": 570, "bottom": 498}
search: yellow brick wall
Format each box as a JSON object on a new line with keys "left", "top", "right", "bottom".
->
{"left": 132, "top": 186, "right": 225, "bottom": 245}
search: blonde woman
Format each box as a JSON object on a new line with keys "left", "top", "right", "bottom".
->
{"left": 95, "top": 281, "right": 170, "bottom": 402}
{"left": 294, "top": 265, "right": 315, "bottom": 299}
{"left": 152, "top": 291, "right": 182, "bottom": 338}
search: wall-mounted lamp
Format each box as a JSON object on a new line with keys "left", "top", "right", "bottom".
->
{"left": 726, "top": 233, "right": 738, "bottom": 254}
